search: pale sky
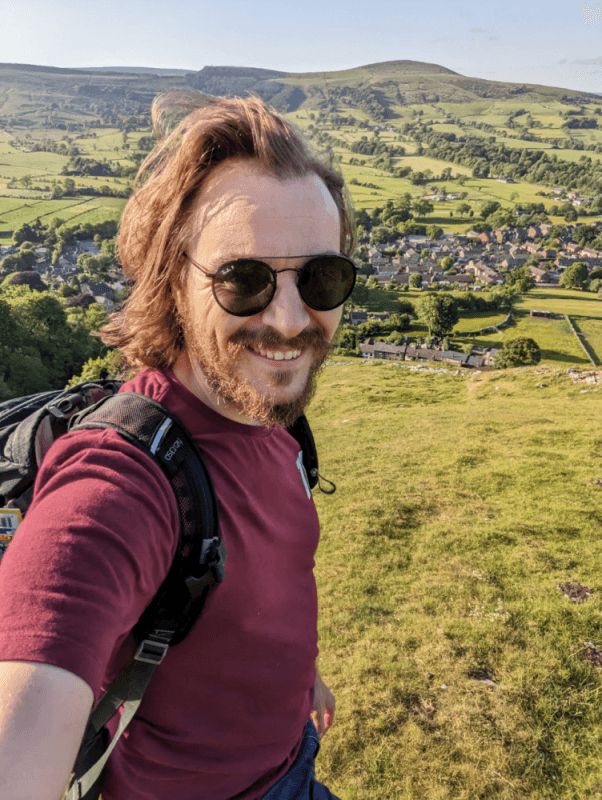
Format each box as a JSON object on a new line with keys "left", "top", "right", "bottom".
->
{"left": 4, "top": 0, "right": 602, "bottom": 95}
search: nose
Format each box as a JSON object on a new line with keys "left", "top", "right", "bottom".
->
{"left": 260, "top": 271, "right": 311, "bottom": 339}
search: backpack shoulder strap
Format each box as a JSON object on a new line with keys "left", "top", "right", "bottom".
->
{"left": 287, "top": 414, "right": 335, "bottom": 495}
{"left": 65, "top": 391, "right": 226, "bottom": 800}
{"left": 68, "top": 391, "right": 226, "bottom": 644}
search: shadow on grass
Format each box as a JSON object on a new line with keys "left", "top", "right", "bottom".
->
{"left": 529, "top": 291, "right": 602, "bottom": 307}
{"left": 539, "top": 348, "right": 589, "bottom": 365}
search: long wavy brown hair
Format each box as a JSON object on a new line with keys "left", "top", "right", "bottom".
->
{"left": 101, "top": 93, "right": 356, "bottom": 371}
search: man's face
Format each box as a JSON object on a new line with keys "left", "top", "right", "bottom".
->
{"left": 174, "top": 158, "right": 343, "bottom": 426}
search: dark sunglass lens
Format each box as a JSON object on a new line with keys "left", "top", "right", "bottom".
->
{"left": 213, "top": 260, "right": 275, "bottom": 315}
{"left": 298, "top": 257, "right": 356, "bottom": 311}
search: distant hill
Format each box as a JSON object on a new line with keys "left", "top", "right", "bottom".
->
{"left": 80, "top": 67, "right": 191, "bottom": 76}
{"left": 0, "top": 60, "right": 599, "bottom": 127}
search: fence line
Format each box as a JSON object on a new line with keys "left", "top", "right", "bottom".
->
{"left": 565, "top": 315, "right": 599, "bottom": 367}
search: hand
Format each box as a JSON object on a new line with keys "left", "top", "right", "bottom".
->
{"left": 311, "top": 668, "right": 335, "bottom": 739}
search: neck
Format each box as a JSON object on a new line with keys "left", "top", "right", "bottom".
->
{"left": 172, "top": 350, "right": 262, "bottom": 426}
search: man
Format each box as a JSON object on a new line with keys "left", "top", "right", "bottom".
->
{"left": 0, "top": 94, "right": 356, "bottom": 800}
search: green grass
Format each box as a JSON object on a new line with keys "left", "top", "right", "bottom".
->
{"left": 310, "top": 361, "right": 602, "bottom": 799}
{"left": 574, "top": 318, "right": 602, "bottom": 366}
{"left": 454, "top": 312, "right": 589, "bottom": 367}
{"left": 0, "top": 197, "right": 125, "bottom": 236}
{"left": 514, "top": 289, "right": 602, "bottom": 320}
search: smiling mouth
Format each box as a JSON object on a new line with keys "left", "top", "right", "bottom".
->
{"left": 250, "top": 346, "right": 303, "bottom": 362}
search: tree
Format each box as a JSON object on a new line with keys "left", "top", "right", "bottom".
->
{"left": 505, "top": 264, "right": 535, "bottom": 293}
{"left": 370, "top": 224, "right": 396, "bottom": 245}
{"left": 494, "top": 337, "right": 541, "bottom": 369}
{"left": 457, "top": 202, "right": 471, "bottom": 218}
{"left": 480, "top": 201, "right": 501, "bottom": 220}
{"left": 559, "top": 261, "right": 589, "bottom": 290}
{"left": 426, "top": 225, "right": 444, "bottom": 241}
{"left": 65, "top": 349, "right": 123, "bottom": 388}
{"left": 0, "top": 286, "right": 103, "bottom": 396}
{"left": 409, "top": 273, "right": 423, "bottom": 289}
{"left": 418, "top": 294, "right": 459, "bottom": 337}
{"left": 412, "top": 198, "right": 434, "bottom": 218}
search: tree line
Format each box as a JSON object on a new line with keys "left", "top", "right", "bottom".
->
{"left": 0, "top": 284, "right": 111, "bottom": 399}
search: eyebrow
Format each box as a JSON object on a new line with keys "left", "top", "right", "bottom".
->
{"left": 213, "top": 250, "right": 341, "bottom": 262}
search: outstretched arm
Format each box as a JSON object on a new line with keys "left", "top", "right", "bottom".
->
{"left": 0, "top": 660, "right": 93, "bottom": 800}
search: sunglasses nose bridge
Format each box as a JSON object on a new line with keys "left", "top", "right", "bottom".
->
{"left": 260, "top": 268, "right": 311, "bottom": 331}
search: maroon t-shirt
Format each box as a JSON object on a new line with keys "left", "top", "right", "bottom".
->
{"left": 0, "top": 369, "right": 320, "bottom": 799}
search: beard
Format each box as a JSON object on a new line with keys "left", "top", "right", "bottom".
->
{"left": 178, "top": 302, "right": 332, "bottom": 428}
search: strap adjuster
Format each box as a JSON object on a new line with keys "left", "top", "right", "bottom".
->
{"left": 134, "top": 639, "right": 169, "bottom": 665}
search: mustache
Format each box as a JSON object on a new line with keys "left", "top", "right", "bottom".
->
{"left": 228, "top": 327, "right": 331, "bottom": 351}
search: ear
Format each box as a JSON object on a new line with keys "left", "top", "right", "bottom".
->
{"left": 170, "top": 258, "right": 190, "bottom": 315}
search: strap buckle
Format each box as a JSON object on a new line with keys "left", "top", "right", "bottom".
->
{"left": 184, "top": 538, "right": 227, "bottom": 599}
{"left": 202, "top": 537, "right": 226, "bottom": 584}
{"left": 134, "top": 638, "right": 169, "bottom": 665}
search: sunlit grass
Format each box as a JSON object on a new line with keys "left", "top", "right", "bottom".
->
{"left": 310, "top": 362, "right": 602, "bottom": 798}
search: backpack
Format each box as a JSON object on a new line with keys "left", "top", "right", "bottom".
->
{"left": 0, "top": 379, "right": 332, "bottom": 800}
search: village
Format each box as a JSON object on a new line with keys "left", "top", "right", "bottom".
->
{"left": 364, "top": 216, "right": 598, "bottom": 290}
{"left": 343, "top": 215, "right": 601, "bottom": 369}
{"left": 0, "top": 214, "right": 600, "bottom": 371}
{"left": 0, "top": 237, "right": 126, "bottom": 313}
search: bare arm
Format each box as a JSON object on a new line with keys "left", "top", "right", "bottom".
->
{"left": 0, "top": 660, "right": 93, "bottom": 800}
{"left": 311, "top": 665, "right": 335, "bottom": 738}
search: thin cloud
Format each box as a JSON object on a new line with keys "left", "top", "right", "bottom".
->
{"left": 488, "top": 35, "right": 500, "bottom": 40}
{"left": 470, "top": 27, "right": 485, "bottom": 33}
{"left": 573, "top": 55, "right": 602, "bottom": 64}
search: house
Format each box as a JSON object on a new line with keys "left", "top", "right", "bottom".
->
{"left": 580, "top": 247, "right": 602, "bottom": 260}
{"left": 405, "top": 264, "right": 431, "bottom": 275}
{"left": 80, "top": 282, "right": 116, "bottom": 301}
{"left": 349, "top": 311, "right": 368, "bottom": 326}
{"left": 538, "top": 248, "right": 557, "bottom": 260}
{"left": 528, "top": 266, "right": 552, "bottom": 283}
{"left": 497, "top": 256, "right": 529, "bottom": 270}
{"left": 77, "top": 239, "right": 101, "bottom": 257}
{"left": 405, "top": 234, "right": 430, "bottom": 246}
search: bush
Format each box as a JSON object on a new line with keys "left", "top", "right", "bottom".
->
{"left": 1, "top": 271, "right": 48, "bottom": 292}
{"left": 494, "top": 337, "right": 541, "bottom": 369}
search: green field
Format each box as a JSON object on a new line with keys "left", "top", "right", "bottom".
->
{"left": 514, "top": 289, "right": 602, "bottom": 319}
{"left": 0, "top": 196, "right": 126, "bottom": 236}
{"left": 310, "top": 361, "right": 602, "bottom": 799}
{"left": 355, "top": 286, "right": 602, "bottom": 369}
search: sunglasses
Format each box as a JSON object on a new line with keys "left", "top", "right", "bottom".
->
{"left": 185, "top": 252, "right": 357, "bottom": 318}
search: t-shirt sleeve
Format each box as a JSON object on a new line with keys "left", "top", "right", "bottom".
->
{"left": 0, "top": 428, "right": 179, "bottom": 697}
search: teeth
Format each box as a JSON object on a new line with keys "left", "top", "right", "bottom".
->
{"left": 255, "top": 348, "right": 301, "bottom": 361}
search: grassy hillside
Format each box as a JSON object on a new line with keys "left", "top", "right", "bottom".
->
{"left": 310, "top": 360, "right": 602, "bottom": 799}
{"left": 3, "top": 60, "right": 602, "bottom": 235}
